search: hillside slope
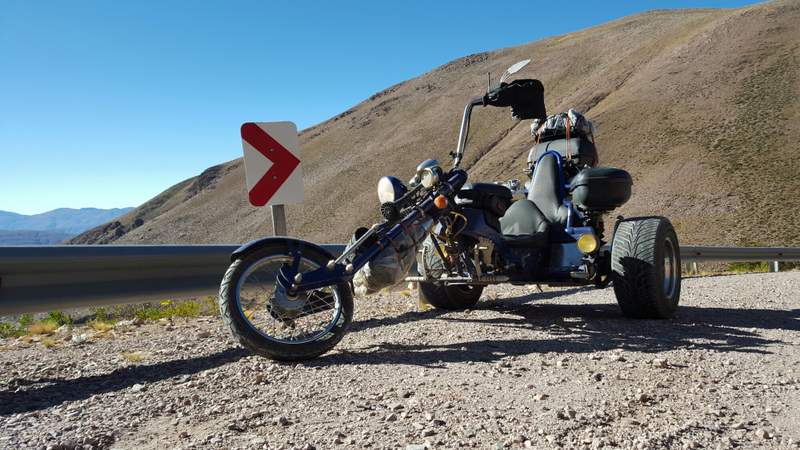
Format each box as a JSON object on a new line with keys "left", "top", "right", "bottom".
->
{"left": 72, "top": 1, "right": 800, "bottom": 246}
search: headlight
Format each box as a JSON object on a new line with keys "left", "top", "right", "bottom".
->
{"left": 377, "top": 176, "right": 407, "bottom": 203}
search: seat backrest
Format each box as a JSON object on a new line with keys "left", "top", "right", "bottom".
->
{"left": 528, "top": 152, "right": 570, "bottom": 227}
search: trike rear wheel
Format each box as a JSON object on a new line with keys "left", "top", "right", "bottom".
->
{"left": 611, "top": 217, "right": 681, "bottom": 319}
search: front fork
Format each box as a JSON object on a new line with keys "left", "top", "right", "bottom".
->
{"left": 275, "top": 170, "right": 468, "bottom": 296}
{"left": 276, "top": 201, "right": 434, "bottom": 295}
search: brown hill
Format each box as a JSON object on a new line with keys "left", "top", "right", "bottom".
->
{"left": 72, "top": 1, "right": 800, "bottom": 247}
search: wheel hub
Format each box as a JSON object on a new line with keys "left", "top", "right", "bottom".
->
{"left": 269, "top": 285, "right": 307, "bottom": 319}
{"left": 663, "top": 237, "right": 677, "bottom": 299}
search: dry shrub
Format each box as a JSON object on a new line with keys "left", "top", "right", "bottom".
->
{"left": 28, "top": 321, "right": 58, "bottom": 335}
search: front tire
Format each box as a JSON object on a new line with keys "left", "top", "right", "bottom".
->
{"left": 219, "top": 243, "right": 353, "bottom": 361}
{"left": 611, "top": 217, "right": 681, "bottom": 319}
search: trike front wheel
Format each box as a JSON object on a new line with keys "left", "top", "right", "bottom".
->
{"left": 218, "top": 243, "right": 353, "bottom": 361}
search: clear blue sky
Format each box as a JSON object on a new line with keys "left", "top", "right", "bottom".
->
{"left": 1, "top": 0, "right": 756, "bottom": 214}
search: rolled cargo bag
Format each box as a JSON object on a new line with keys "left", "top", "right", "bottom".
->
{"left": 351, "top": 218, "right": 432, "bottom": 296}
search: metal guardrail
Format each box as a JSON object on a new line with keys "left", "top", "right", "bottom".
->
{"left": 0, "top": 244, "right": 345, "bottom": 315}
{"left": 0, "top": 244, "right": 796, "bottom": 315}
{"left": 679, "top": 246, "right": 800, "bottom": 262}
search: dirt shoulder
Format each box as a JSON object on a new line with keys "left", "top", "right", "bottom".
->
{"left": 2, "top": 272, "right": 799, "bottom": 449}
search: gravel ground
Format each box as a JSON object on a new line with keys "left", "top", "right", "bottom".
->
{"left": 1, "top": 272, "right": 799, "bottom": 450}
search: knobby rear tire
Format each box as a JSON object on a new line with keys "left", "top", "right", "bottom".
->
{"left": 218, "top": 244, "right": 353, "bottom": 361}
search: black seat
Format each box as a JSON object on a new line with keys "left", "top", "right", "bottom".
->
{"left": 499, "top": 199, "right": 549, "bottom": 247}
{"left": 528, "top": 152, "right": 571, "bottom": 228}
{"left": 498, "top": 152, "right": 574, "bottom": 247}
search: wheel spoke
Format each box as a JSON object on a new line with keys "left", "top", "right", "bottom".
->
{"left": 235, "top": 255, "right": 342, "bottom": 345}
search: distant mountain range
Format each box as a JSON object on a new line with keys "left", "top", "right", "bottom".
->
{"left": 0, "top": 208, "right": 133, "bottom": 245}
{"left": 0, "top": 230, "right": 75, "bottom": 245}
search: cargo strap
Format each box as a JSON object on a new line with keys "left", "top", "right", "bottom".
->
{"left": 565, "top": 115, "right": 573, "bottom": 161}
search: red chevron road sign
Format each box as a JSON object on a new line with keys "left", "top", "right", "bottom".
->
{"left": 240, "top": 122, "right": 303, "bottom": 207}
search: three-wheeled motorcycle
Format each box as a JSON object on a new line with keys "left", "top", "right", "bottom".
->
{"left": 219, "top": 60, "right": 681, "bottom": 361}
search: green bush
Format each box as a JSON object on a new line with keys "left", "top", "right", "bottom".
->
{"left": 92, "top": 307, "right": 111, "bottom": 322}
{"left": 132, "top": 298, "right": 217, "bottom": 321}
{"left": 0, "top": 313, "right": 44, "bottom": 338}
{"left": 0, "top": 322, "right": 22, "bottom": 338}
{"left": 2, "top": 299, "right": 220, "bottom": 340}
{"left": 45, "top": 311, "right": 73, "bottom": 326}
{"left": 17, "top": 314, "right": 33, "bottom": 329}
{"left": 728, "top": 262, "right": 770, "bottom": 273}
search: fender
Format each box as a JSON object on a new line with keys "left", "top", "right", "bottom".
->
{"left": 230, "top": 237, "right": 342, "bottom": 262}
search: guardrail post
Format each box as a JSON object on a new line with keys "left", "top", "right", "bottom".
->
{"left": 770, "top": 261, "right": 780, "bottom": 273}
{"left": 692, "top": 262, "right": 698, "bottom": 275}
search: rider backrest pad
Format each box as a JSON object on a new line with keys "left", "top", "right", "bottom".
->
{"left": 528, "top": 153, "right": 571, "bottom": 227}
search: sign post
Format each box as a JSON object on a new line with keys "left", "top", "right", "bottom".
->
{"left": 240, "top": 122, "right": 304, "bottom": 236}
{"left": 271, "top": 205, "right": 287, "bottom": 236}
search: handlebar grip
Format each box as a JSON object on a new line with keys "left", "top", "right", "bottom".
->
{"left": 446, "top": 169, "right": 468, "bottom": 193}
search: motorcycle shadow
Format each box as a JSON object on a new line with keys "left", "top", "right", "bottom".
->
{"left": 311, "top": 288, "right": 798, "bottom": 367}
{"left": 347, "top": 287, "right": 588, "bottom": 334}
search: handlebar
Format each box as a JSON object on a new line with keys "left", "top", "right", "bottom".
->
{"left": 451, "top": 79, "right": 546, "bottom": 169}
{"left": 382, "top": 168, "right": 467, "bottom": 222}
{"left": 451, "top": 96, "right": 485, "bottom": 169}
